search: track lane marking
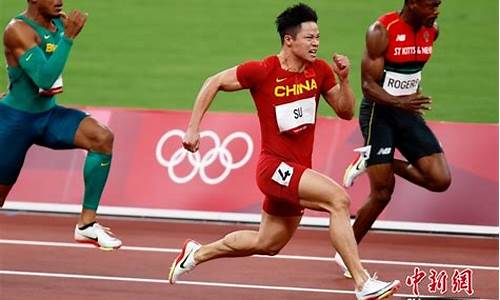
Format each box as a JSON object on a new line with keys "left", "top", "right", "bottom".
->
{"left": 2, "top": 270, "right": 494, "bottom": 300}
{"left": 1, "top": 239, "right": 498, "bottom": 271}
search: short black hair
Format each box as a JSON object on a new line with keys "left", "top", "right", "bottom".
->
{"left": 275, "top": 3, "right": 318, "bottom": 44}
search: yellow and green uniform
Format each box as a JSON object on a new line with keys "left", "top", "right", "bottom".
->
{"left": 0, "top": 15, "right": 109, "bottom": 211}
{"left": 0, "top": 15, "right": 87, "bottom": 185}
{"left": 4, "top": 15, "right": 71, "bottom": 112}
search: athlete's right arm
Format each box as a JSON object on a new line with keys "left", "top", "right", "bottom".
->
{"left": 3, "top": 21, "right": 72, "bottom": 90}
{"left": 183, "top": 67, "right": 244, "bottom": 153}
{"left": 361, "top": 22, "right": 431, "bottom": 113}
{"left": 3, "top": 11, "right": 87, "bottom": 90}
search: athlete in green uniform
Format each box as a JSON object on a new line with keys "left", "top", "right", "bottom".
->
{"left": 0, "top": 0, "right": 121, "bottom": 250}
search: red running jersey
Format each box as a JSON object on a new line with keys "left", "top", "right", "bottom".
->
{"left": 378, "top": 12, "right": 438, "bottom": 96}
{"left": 236, "top": 55, "right": 336, "bottom": 167}
{"left": 379, "top": 11, "right": 437, "bottom": 64}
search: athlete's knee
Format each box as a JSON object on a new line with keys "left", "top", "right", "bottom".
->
{"left": 323, "top": 190, "right": 351, "bottom": 214}
{"left": 255, "top": 242, "right": 284, "bottom": 256}
{"left": 370, "top": 186, "right": 394, "bottom": 206}
{"left": 332, "top": 192, "right": 351, "bottom": 212}
{"left": 427, "top": 174, "right": 451, "bottom": 192}
{"left": 92, "top": 128, "right": 114, "bottom": 153}
{"left": 253, "top": 235, "right": 287, "bottom": 256}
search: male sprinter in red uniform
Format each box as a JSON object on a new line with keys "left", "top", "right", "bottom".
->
{"left": 336, "top": 0, "right": 451, "bottom": 277}
{"left": 169, "top": 4, "right": 400, "bottom": 299}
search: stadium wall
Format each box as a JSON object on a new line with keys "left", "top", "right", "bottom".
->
{"left": 4, "top": 107, "right": 498, "bottom": 235}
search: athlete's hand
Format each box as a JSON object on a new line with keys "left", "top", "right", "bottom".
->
{"left": 0, "top": 91, "right": 5, "bottom": 98}
{"left": 60, "top": 10, "right": 88, "bottom": 39}
{"left": 182, "top": 129, "right": 200, "bottom": 153}
{"left": 332, "top": 53, "right": 350, "bottom": 82}
{"left": 397, "top": 93, "right": 432, "bottom": 114}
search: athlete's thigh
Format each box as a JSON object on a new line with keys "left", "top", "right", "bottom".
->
{"left": 298, "top": 168, "right": 345, "bottom": 211}
{"left": 36, "top": 105, "right": 87, "bottom": 149}
{"left": 359, "top": 100, "right": 396, "bottom": 166}
{"left": 257, "top": 210, "right": 302, "bottom": 247}
{"left": 395, "top": 112, "right": 442, "bottom": 164}
{"left": 0, "top": 104, "right": 37, "bottom": 185}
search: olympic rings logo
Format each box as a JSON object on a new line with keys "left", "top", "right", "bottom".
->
{"left": 155, "top": 129, "right": 254, "bottom": 185}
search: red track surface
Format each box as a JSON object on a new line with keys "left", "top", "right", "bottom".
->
{"left": 0, "top": 212, "right": 498, "bottom": 300}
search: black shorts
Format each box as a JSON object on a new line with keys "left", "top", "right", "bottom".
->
{"left": 359, "top": 98, "right": 443, "bottom": 166}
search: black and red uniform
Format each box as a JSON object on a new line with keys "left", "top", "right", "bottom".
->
{"left": 360, "top": 12, "right": 443, "bottom": 166}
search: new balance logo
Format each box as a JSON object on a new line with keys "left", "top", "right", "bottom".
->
{"left": 377, "top": 147, "right": 392, "bottom": 155}
{"left": 396, "top": 34, "right": 406, "bottom": 42}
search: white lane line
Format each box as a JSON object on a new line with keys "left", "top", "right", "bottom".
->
{"left": 0, "top": 270, "right": 494, "bottom": 300}
{"left": 0, "top": 270, "right": 353, "bottom": 295}
{"left": 0, "top": 239, "right": 498, "bottom": 271}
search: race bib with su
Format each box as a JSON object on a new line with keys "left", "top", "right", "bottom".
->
{"left": 39, "top": 75, "right": 63, "bottom": 96}
{"left": 382, "top": 71, "right": 421, "bottom": 96}
{"left": 274, "top": 97, "right": 316, "bottom": 133}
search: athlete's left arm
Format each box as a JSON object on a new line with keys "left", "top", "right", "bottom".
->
{"left": 322, "top": 54, "right": 355, "bottom": 120}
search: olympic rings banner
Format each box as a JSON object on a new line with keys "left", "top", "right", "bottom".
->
{"left": 5, "top": 107, "right": 498, "bottom": 233}
{"left": 155, "top": 129, "right": 254, "bottom": 185}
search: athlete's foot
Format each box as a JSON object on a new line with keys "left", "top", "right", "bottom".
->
{"left": 74, "top": 221, "right": 122, "bottom": 250}
{"left": 355, "top": 275, "right": 401, "bottom": 300}
{"left": 343, "top": 145, "right": 371, "bottom": 188}
{"left": 168, "top": 239, "right": 201, "bottom": 284}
